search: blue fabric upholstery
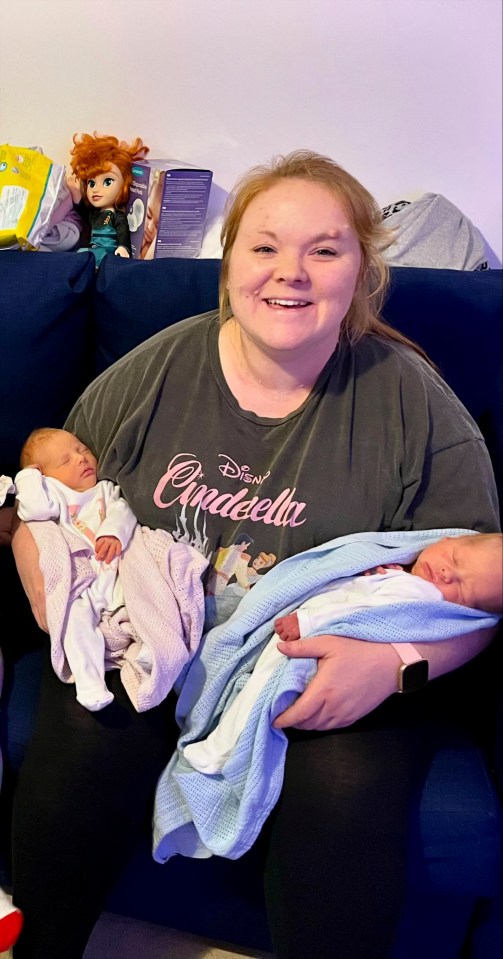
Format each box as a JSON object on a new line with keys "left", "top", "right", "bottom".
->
{"left": 0, "top": 251, "right": 502, "bottom": 957}
{"left": 0, "top": 252, "right": 96, "bottom": 478}
{"left": 94, "top": 255, "right": 222, "bottom": 373}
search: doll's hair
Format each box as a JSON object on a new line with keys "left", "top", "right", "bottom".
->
{"left": 69, "top": 132, "right": 149, "bottom": 208}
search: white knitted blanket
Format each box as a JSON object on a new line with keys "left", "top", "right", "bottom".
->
{"left": 28, "top": 521, "right": 208, "bottom": 711}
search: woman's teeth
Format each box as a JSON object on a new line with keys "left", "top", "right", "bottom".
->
{"left": 266, "top": 299, "right": 309, "bottom": 307}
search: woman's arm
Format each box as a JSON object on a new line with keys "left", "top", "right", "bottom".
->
{"left": 11, "top": 514, "right": 48, "bottom": 632}
{"left": 273, "top": 626, "right": 498, "bottom": 730}
{"left": 0, "top": 506, "right": 14, "bottom": 547}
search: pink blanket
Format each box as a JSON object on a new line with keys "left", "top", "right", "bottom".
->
{"left": 28, "top": 521, "right": 208, "bottom": 711}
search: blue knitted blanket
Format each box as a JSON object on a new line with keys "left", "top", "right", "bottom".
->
{"left": 153, "top": 529, "right": 499, "bottom": 862}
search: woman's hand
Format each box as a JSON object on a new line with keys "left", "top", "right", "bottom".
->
{"left": 272, "top": 624, "right": 498, "bottom": 730}
{"left": 11, "top": 514, "right": 48, "bottom": 632}
{"left": 272, "top": 635, "right": 399, "bottom": 730}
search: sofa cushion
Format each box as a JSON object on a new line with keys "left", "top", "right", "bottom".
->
{"left": 383, "top": 267, "right": 503, "bottom": 513}
{"left": 382, "top": 267, "right": 502, "bottom": 423}
{"left": 0, "top": 251, "right": 96, "bottom": 477}
{"left": 94, "top": 256, "right": 222, "bottom": 373}
{"left": 95, "top": 258, "right": 502, "bottom": 427}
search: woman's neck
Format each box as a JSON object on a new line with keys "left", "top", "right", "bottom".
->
{"left": 218, "top": 318, "right": 335, "bottom": 417}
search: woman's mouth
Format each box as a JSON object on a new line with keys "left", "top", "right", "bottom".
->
{"left": 265, "top": 298, "right": 311, "bottom": 308}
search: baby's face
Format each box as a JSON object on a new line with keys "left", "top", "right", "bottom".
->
{"left": 411, "top": 535, "right": 502, "bottom": 611}
{"left": 36, "top": 431, "right": 98, "bottom": 492}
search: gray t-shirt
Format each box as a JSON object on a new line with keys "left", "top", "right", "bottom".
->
{"left": 66, "top": 311, "right": 499, "bottom": 604}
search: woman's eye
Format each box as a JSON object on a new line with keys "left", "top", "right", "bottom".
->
{"left": 253, "top": 245, "right": 275, "bottom": 254}
{"left": 313, "top": 248, "right": 337, "bottom": 257}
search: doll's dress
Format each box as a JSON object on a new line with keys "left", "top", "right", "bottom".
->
{"left": 76, "top": 204, "right": 130, "bottom": 266}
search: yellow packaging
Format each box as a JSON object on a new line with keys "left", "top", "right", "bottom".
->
{"left": 0, "top": 145, "right": 65, "bottom": 250}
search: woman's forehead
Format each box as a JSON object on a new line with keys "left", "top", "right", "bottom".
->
{"left": 237, "top": 180, "right": 354, "bottom": 242}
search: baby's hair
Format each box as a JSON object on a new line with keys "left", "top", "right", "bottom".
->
{"left": 20, "top": 428, "right": 64, "bottom": 468}
{"left": 472, "top": 532, "right": 503, "bottom": 614}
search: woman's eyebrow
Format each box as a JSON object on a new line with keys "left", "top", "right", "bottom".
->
{"left": 310, "top": 231, "right": 343, "bottom": 243}
{"left": 255, "top": 229, "right": 343, "bottom": 242}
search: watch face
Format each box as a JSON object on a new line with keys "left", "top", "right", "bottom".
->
{"left": 400, "top": 659, "right": 429, "bottom": 693}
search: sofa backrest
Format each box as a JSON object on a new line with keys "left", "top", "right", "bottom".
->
{"left": 1, "top": 252, "right": 501, "bottom": 513}
{"left": 1, "top": 252, "right": 96, "bottom": 478}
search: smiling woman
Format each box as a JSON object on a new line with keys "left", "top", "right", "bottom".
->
{"left": 11, "top": 149, "right": 500, "bottom": 959}
{"left": 219, "top": 179, "right": 362, "bottom": 416}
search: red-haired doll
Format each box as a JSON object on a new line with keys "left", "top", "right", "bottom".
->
{"left": 66, "top": 132, "right": 148, "bottom": 266}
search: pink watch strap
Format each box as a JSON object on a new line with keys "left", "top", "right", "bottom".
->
{"left": 390, "top": 642, "right": 424, "bottom": 665}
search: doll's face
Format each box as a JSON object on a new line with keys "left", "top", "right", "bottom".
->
{"left": 86, "top": 163, "right": 124, "bottom": 209}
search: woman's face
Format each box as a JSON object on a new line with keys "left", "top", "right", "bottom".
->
{"left": 226, "top": 179, "right": 362, "bottom": 359}
{"left": 86, "top": 163, "right": 124, "bottom": 209}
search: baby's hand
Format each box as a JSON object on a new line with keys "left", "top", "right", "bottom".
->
{"left": 274, "top": 612, "right": 301, "bottom": 642}
{"left": 95, "top": 535, "right": 122, "bottom": 564}
{"left": 364, "top": 563, "right": 403, "bottom": 575}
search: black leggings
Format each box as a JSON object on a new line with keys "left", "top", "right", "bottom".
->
{"left": 11, "top": 648, "right": 485, "bottom": 959}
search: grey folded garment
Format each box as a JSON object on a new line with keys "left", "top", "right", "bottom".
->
{"left": 381, "top": 193, "right": 488, "bottom": 270}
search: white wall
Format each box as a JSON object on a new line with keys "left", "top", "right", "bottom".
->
{"left": 1, "top": 0, "right": 501, "bottom": 263}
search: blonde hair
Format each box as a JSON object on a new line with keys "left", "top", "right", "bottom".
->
{"left": 20, "top": 428, "right": 64, "bottom": 468}
{"left": 470, "top": 532, "right": 503, "bottom": 614}
{"left": 219, "top": 149, "right": 432, "bottom": 362}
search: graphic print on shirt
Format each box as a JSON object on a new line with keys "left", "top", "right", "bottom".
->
{"left": 206, "top": 536, "right": 278, "bottom": 596}
{"left": 68, "top": 496, "right": 106, "bottom": 545}
{"left": 153, "top": 451, "right": 298, "bottom": 614}
{"left": 68, "top": 504, "right": 96, "bottom": 544}
{"left": 153, "top": 452, "right": 307, "bottom": 530}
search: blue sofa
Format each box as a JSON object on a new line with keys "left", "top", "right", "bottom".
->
{"left": 0, "top": 251, "right": 502, "bottom": 958}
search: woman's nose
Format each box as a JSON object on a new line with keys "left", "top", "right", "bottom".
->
{"left": 274, "top": 254, "right": 308, "bottom": 283}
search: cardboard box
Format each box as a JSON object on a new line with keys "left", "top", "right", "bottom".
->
{"left": 126, "top": 160, "right": 213, "bottom": 259}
